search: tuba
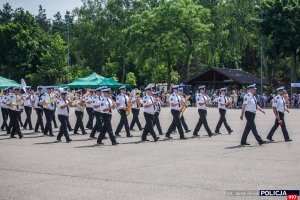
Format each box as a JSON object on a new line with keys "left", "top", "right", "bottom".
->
{"left": 180, "top": 95, "right": 191, "bottom": 118}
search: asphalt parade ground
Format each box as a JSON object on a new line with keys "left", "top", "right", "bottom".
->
{"left": 0, "top": 107, "right": 299, "bottom": 200}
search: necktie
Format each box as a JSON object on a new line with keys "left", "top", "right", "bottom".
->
{"left": 253, "top": 95, "right": 258, "bottom": 109}
{"left": 282, "top": 96, "right": 285, "bottom": 110}
{"left": 176, "top": 95, "right": 180, "bottom": 108}
{"left": 107, "top": 98, "right": 112, "bottom": 113}
{"left": 124, "top": 95, "right": 128, "bottom": 107}
{"left": 150, "top": 96, "right": 155, "bottom": 110}
{"left": 63, "top": 99, "right": 69, "bottom": 113}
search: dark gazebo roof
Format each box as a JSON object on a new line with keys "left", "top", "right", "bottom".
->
{"left": 185, "top": 68, "right": 266, "bottom": 85}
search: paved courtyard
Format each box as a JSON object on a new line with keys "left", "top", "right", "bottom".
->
{"left": 0, "top": 107, "right": 299, "bottom": 200}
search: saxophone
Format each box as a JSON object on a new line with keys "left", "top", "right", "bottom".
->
{"left": 180, "top": 95, "right": 191, "bottom": 118}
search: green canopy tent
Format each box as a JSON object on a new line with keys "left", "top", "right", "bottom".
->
{"left": 66, "top": 72, "right": 128, "bottom": 89}
{"left": 0, "top": 76, "right": 19, "bottom": 89}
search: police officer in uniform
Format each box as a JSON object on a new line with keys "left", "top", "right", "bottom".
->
{"left": 130, "top": 90, "right": 143, "bottom": 131}
{"left": 240, "top": 84, "right": 266, "bottom": 145}
{"left": 73, "top": 89, "right": 87, "bottom": 135}
{"left": 7, "top": 87, "right": 23, "bottom": 139}
{"left": 90, "top": 87, "right": 103, "bottom": 139}
{"left": 50, "top": 87, "right": 58, "bottom": 129}
{"left": 22, "top": 86, "right": 33, "bottom": 130}
{"left": 56, "top": 91, "right": 72, "bottom": 143}
{"left": 1, "top": 89, "right": 9, "bottom": 131}
{"left": 40, "top": 87, "right": 54, "bottom": 136}
{"left": 153, "top": 91, "right": 164, "bottom": 135}
{"left": 141, "top": 86, "right": 159, "bottom": 142}
{"left": 5, "top": 87, "right": 14, "bottom": 134}
{"left": 33, "top": 86, "right": 45, "bottom": 133}
{"left": 115, "top": 86, "right": 132, "bottom": 137}
{"left": 193, "top": 86, "right": 214, "bottom": 137}
{"left": 85, "top": 90, "right": 94, "bottom": 129}
{"left": 97, "top": 88, "right": 118, "bottom": 145}
{"left": 215, "top": 87, "right": 233, "bottom": 134}
{"left": 175, "top": 87, "right": 191, "bottom": 133}
{"left": 165, "top": 85, "right": 187, "bottom": 140}
{"left": 266, "top": 87, "right": 292, "bottom": 142}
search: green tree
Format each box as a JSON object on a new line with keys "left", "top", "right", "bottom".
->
{"left": 125, "top": 72, "right": 137, "bottom": 86}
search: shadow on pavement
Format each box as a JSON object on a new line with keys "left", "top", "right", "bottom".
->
{"left": 225, "top": 145, "right": 254, "bottom": 149}
{"left": 74, "top": 144, "right": 103, "bottom": 148}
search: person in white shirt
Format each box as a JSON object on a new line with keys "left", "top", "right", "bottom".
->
{"left": 175, "top": 88, "right": 191, "bottom": 133}
{"left": 63, "top": 87, "right": 73, "bottom": 132}
{"left": 49, "top": 88, "right": 58, "bottom": 129}
{"left": 193, "top": 85, "right": 214, "bottom": 137}
{"left": 85, "top": 90, "right": 95, "bottom": 129}
{"left": 1, "top": 88, "right": 9, "bottom": 131}
{"left": 32, "top": 86, "right": 45, "bottom": 133}
{"left": 129, "top": 90, "right": 143, "bottom": 131}
{"left": 56, "top": 91, "right": 72, "bottom": 143}
{"left": 240, "top": 84, "right": 266, "bottom": 145}
{"left": 115, "top": 86, "right": 132, "bottom": 137}
{"left": 267, "top": 87, "right": 292, "bottom": 142}
{"left": 90, "top": 87, "right": 103, "bottom": 139}
{"left": 165, "top": 85, "right": 186, "bottom": 140}
{"left": 22, "top": 86, "right": 33, "bottom": 130}
{"left": 72, "top": 89, "right": 87, "bottom": 135}
{"left": 141, "top": 86, "right": 159, "bottom": 142}
{"left": 6, "top": 87, "right": 23, "bottom": 139}
{"left": 153, "top": 92, "right": 163, "bottom": 135}
{"left": 96, "top": 88, "right": 118, "bottom": 145}
{"left": 40, "top": 86, "right": 54, "bottom": 136}
{"left": 214, "top": 87, "right": 233, "bottom": 134}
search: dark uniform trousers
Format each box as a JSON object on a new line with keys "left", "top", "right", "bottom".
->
{"left": 66, "top": 116, "right": 72, "bottom": 131}
{"left": 35, "top": 108, "right": 44, "bottom": 132}
{"left": 90, "top": 111, "right": 102, "bottom": 138}
{"left": 43, "top": 108, "right": 53, "bottom": 135}
{"left": 57, "top": 115, "right": 70, "bottom": 141}
{"left": 50, "top": 109, "right": 58, "bottom": 128}
{"left": 241, "top": 111, "right": 263, "bottom": 144}
{"left": 165, "top": 109, "right": 185, "bottom": 138}
{"left": 9, "top": 110, "right": 23, "bottom": 138}
{"left": 24, "top": 106, "right": 33, "bottom": 129}
{"left": 1, "top": 107, "right": 9, "bottom": 130}
{"left": 142, "top": 112, "right": 157, "bottom": 140}
{"left": 153, "top": 111, "right": 163, "bottom": 135}
{"left": 74, "top": 111, "right": 86, "bottom": 134}
{"left": 267, "top": 112, "right": 290, "bottom": 141}
{"left": 17, "top": 110, "right": 23, "bottom": 127}
{"left": 193, "top": 109, "right": 213, "bottom": 136}
{"left": 215, "top": 108, "right": 232, "bottom": 133}
{"left": 172, "top": 116, "right": 189, "bottom": 132}
{"left": 86, "top": 107, "right": 94, "bottom": 129}
{"left": 97, "top": 113, "right": 116, "bottom": 144}
{"left": 130, "top": 108, "right": 142, "bottom": 130}
{"left": 115, "top": 109, "right": 130, "bottom": 136}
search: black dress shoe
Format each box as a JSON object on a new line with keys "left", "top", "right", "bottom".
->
{"left": 19, "top": 135, "right": 23, "bottom": 139}
{"left": 90, "top": 136, "right": 97, "bottom": 139}
{"left": 66, "top": 138, "right": 72, "bottom": 143}
{"left": 259, "top": 141, "right": 266, "bottom": 145}
{"left": 112, "top": 142, "right": 119, "bottom": 145}
{"left": 193, "top": 134, "right": 200, "bottom": 137}
{"left": 82, "top": 132, "right": 87, "bottom": 135}
{"left": 165, "top": 135, "right": 173, "bottom": 139}
{"left": 285, "top": 139, "right": 293, "bottom": 142}
{"left": 10, "top": 136, "right": 17, "bottom": 138}
{"left": 97, "top": 141, "right": 103, "bottom": 144}
{"left": 154, "top": 137, "right": 160, "bottom": 142}
{"left": 57, "top": 138, "right": 62, "bottom": 142}
{"left": 127, "top": 135, "right": 133, "bottom": 138}
{"left": 186, "top": 130, "right": 191, "bottom": 133}
{"left": 241, "top": 143, "right": 250, "bottom": 145}
{"left": 215, "top": 131, "right": 221, "bottom": 134}
{"left": 208, "top": 133, "right": 214, "bottom": 137}
{"left": 228, "top": 130, "right": 234, "bottom": 134}
{"left": 266, "top": 137, "right": 274, "bottom": 141}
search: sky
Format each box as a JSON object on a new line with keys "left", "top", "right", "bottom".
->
{"left": 4, "top": 0, "right": 83, "bottom": 19}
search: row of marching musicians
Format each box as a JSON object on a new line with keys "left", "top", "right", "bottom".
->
{"left": 0, "top": 83, "right": 293, "bottom": 145}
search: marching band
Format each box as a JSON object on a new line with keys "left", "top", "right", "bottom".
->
{"left": 0, "top": 83, "right": 293, "bottom": 146}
